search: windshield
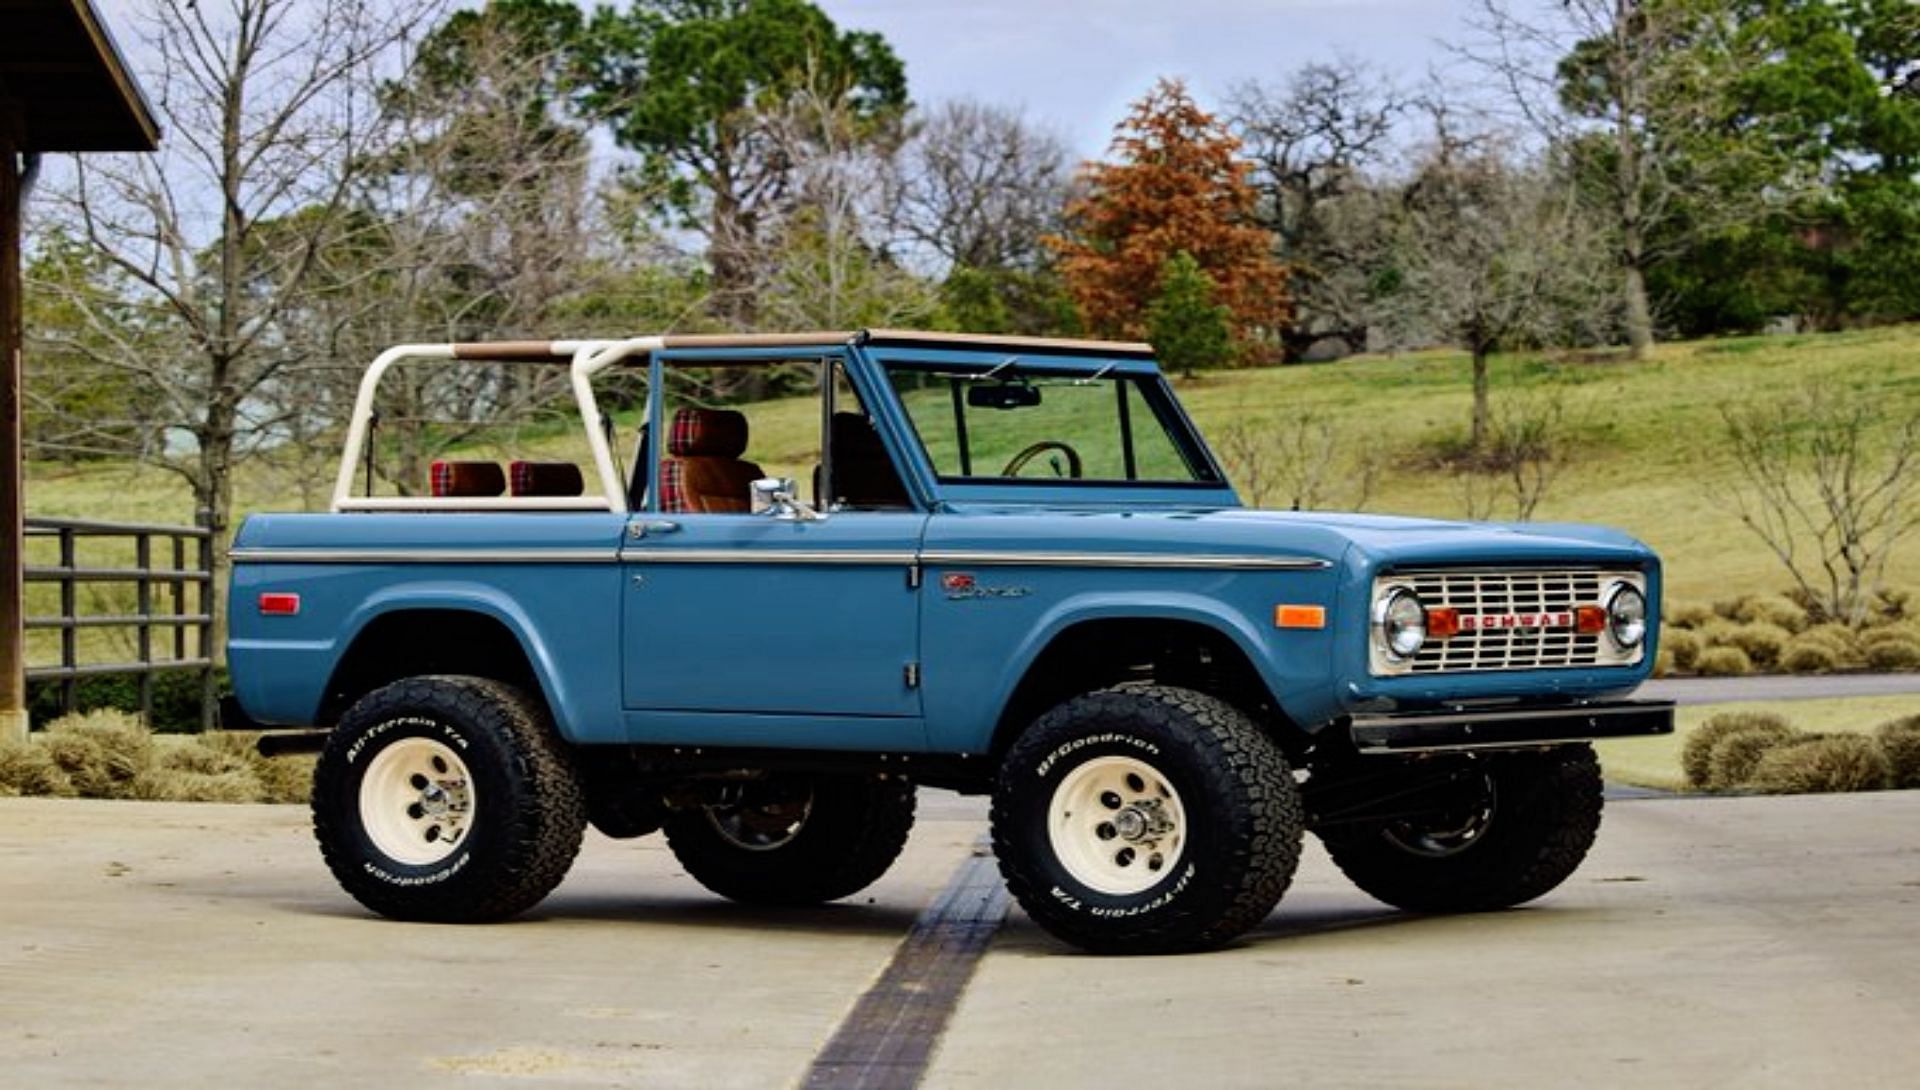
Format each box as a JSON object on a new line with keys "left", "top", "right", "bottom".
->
{"left": 882, "top": 361, "right": 1220, "bottom": 485}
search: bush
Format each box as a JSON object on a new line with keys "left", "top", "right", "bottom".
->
{"left": 1724, "top": 623, "right": 1792, "bottom": 670}
{"left": 1862, "top": 622, "right": 1920, "bottom": 648}
{"left": 1875, "top": 716, "right": 1920, "bottom": 789}
{"left": 0, "top": 740, "right": 76, "bottom": 797}
{"left": 24, "top": 667, "right": 230, "bottom": 734}
{"left": 1667, "top": 601, "right": 1716, "bottom": 629}
{"left": 1748, "top": 735, "right": 1894, "bottom": 794}
{"left": 1705, "top": 722, "right": 1800, "bottom": 789}
{"left": 1682, "top": 710, "right": 1794, "bottom": 788}
{"left": 1797, "top": 624, "right": 1861, "bottom": 666}
{"left": 1866, "top": 638, "right": 1920, "bottom": 671}
{"left": 1710, "top": 597, "right": 1748, "bottom": 622}
{"left": 1732, "top": 595, "right": 1809, "bottom": 633}
{"left": 41, "top": 711, "right": 153, "bottom": 798}
{"left": 1780, "top": 638, "right": 1841, "bottom": 674}
{"left": 1693, "top": 646, "right": 1753, "bottom": 677}
{"left": 1664, "top": 629, "right": 1703, "bottom": 671}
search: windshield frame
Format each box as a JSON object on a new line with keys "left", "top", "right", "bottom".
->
{"left": 866, "top": 346, "right": 1238, "bottom": 506}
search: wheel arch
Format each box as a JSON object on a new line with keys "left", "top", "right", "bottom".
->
{"left": 319, "top": 590, "right": 575, "bottom": 736}
{"left": 981, "top": 599, "right": 1304, "bottom": 759}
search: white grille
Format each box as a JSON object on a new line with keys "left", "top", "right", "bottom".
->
{"left": 1373, "top": 569, "right": 1644, "bottom": 676}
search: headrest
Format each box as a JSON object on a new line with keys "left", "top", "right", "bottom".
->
{"left": 829, "top": 412, "right": 887, "bottom": 459}
{"left": 668, "top": 407, "right": 749, "bottom": 458}
{"left": 509, "top": 461, "right": 584, "bottom": 497}
{"left": 430, "top": 460, "right": 505, "bottom": 498}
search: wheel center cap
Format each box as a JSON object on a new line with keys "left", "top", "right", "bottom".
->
{"left": 1114, "top": 800, "right": 1173, "bottom": 843}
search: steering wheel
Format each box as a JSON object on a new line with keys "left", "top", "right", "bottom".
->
{"left": 1001, "top": 440, "right": 1084, "bottom": 479}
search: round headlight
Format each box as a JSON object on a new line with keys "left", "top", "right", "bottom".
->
{"left": 1374, "top": 588, "right": 1427, "bottom": 662}
{"left": 1606, "top": 583, "right": 1648, "bottom": 650}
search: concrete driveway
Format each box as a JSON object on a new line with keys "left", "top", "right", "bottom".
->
{"left": 2, "top": 790, "right": 1918, "bottom": 1089}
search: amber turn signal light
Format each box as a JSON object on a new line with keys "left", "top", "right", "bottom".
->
{"left": 1273, "top": 605, "right": 1326, "bottom": 630}
{"left": 1576, "top": 605, "right": 1609, "bottom": 634}
{"left": 1425, "top": 607, "right": 1461, "bottom": 639}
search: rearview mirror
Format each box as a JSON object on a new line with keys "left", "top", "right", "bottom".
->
{"left": 966, "top": 383, "right": 1042, "bottom": 410}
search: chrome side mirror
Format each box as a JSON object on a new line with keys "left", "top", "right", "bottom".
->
{"left": 751, "top": 477, "right": 825, "bottom": 521}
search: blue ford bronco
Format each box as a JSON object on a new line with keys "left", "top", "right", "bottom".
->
{"left": 226, "top": 330, "right": 1672, "bottom": 953}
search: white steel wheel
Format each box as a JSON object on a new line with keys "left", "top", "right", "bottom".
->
{"left": 359, "top": 737, "right": 477, "bottom": 866}
{"left": 1047, "top": 755, "right": 1188, "bottom": 896}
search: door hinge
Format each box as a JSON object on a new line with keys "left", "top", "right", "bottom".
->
{"left": 904, "top": 662, "right": 921, "bottom": 689}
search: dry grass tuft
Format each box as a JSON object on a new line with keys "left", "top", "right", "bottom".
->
{"left": 1682, "top": 711, "right": 1794, "bottom": 788}
{"left": 1693, "top": 646, "right": 1753, "bottom": 677}
{"left": 1705, "top": 723, "right": 1801, "bottom": 790}
{"left": 1748, "top": 735, "right": 1894, "bottom": 794}
{"left": 0, "top": 714, "right": 313, "bottom": 805}
{"left": 1781, "top": 638, "right": 1842, "bottom": 674}
{"left": 1865, "top": 638, "right": 1920, "bottom": 671}
{"left": 1667, "top": 601, "right": 1717, "bottom": 629}
{"left": 1664, "top": 629, "right": 1702, "bottom": 671}
{"left": 1874, "top": 716, "right": 1920, "bottom": 790}
{"left": 1724, "top": 623, "right": 1792, "bottom": 670}
{"left": 1733, "top": 595, "right": 1810, "bottom": 633}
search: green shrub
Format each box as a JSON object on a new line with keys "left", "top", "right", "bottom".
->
{"left": 1875, "top": 716, "right": 1920, "bottom": 790}
{"left": 1780, "top": 638, "right": 1841, "bottom": 674}
{"left": 1667, "top": 601, "right": 1717, "bottom": 629}
{"left": 1725, "top": 623, "right": 1793, "bottom": 670}
{"left": 1694, "top": 646, "right": 1753, "bottom": 677}
{"left": 1748, "top": 735, "right": 1894, "bottom": 794}
{"left": 1733, "top": 595, "right": 1809, "bottom": 633}
{"left": 0, "top": 740, "right": 76, "bottom": 797}
{"left": 1682, "top": 711, "right": 1794, "bottom": 788}
{"left": 1705, "top": 722, "right": 1801, "bottom": 790}
{"left": 1865, "top": 638, "right": 1920, "bottom": 671}
{"left": 1664, "top": 629, "right": 1703, "bottom": 671}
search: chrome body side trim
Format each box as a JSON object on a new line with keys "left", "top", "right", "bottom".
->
{"left": 918, "top": 551, "right": 1330, "bottom": 571}
{"left": 621, "top": 549, "right": 919, "bottom": 566}
{"left": 229, "top": 548, "right": 620, "bottom": 565}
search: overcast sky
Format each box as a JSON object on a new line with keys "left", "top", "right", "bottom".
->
{"left": 820, "top": 0, "right": 1480, "bottom": 157}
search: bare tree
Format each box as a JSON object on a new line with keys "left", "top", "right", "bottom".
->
{"left": 1460, "top": 0, "right": 1799, "bottom": 358}
{"left": 1717, "top": 387, "right": 1920, "bottom": 626}
{"left": 1377, "top": 117, "right": 1610, "bottom": 450}
{"left": 1215, "top": 416, "right": 1380, "bottom": 512}
{"left": 889, "top": 99, "right": 1071, "bottom": 274}
{"left": 1228, "top": 58, "right": 1407, "bottom": 358}
{"left": 29, "top": 0, "right": 432, "bottom": 648}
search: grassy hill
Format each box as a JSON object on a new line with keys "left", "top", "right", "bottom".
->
{"left": 24, "top": 323, "right": 1920, "bottom": 622}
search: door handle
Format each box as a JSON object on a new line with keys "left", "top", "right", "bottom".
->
{"left": 627, "top": 520, "right": 681, "bottom": 539}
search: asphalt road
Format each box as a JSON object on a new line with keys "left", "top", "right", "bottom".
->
{"left": 4, "top": 790, "right": 1918, "bottom": 1089}
{"left": 1639, "top": 672, "right": 1920, "bottom": 704}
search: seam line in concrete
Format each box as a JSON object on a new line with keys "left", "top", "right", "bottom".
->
{"left": 803, "top": 841, "right": 1010, "bottom": 1090}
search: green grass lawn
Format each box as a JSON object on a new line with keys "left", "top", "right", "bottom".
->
{"left": 1596, "top": 695, "right": 1920, "bottom": 791}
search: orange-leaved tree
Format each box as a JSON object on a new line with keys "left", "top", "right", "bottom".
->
{"left": 1047, "top": 78, "right": 1291, "bottom": 361}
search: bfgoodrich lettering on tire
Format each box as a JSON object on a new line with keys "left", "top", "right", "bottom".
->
{"left": 312, "top": 675, "right": 587, "bottom": 923}
{"left": 991, "top": 684, "right": 1303, "bottom": 954}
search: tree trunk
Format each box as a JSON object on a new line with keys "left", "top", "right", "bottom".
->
{"left": 1470, "top": 343, "right": 1490, "bottom": 452}
{"left": 1623, "top": 262, "right": 1654, "bottom": 360}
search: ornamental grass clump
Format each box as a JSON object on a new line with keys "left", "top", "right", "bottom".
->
{"left": 1667, "top": 601, "right": 1716, "bottom": 629}
{"left": 1748, "top": 735, "right": 1893, "bottom": 795}
{"left": 41, "top": 711, "right": 153, "bottom": 798}
{"left": 1725, "top": 622, "right": 1792, "bottom": 670}
{"left": 1733, "top": 595, "right": 1809, "bottom": 633}
{"left": 1705, "top": 722, "right": 1801, "bottom": 790}
{"left": 1864, "top": 637, "right": 1920, "bottom": 671}
{"left": 0, "top": 740, "right": 76, "bottom": 797}
{"left": 1682, "top": 711, "right": 1794, "bottom": 789}
{"left": 1875, "top": 717, "right": 1920, "bottom": 790}
{"left": 1693, "top": 646, "right": 1752, "bottom": 677}
{"left": 1780, "top": 638, "right": 1841, "bottom": 674}
{"left": 1664, "top": 629, "right": 1702, "bottom": 671}
{"left": 0, "top": 713, "right": 311, "bottom": 804}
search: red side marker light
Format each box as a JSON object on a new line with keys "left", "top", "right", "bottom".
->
{"left": 1576, "top": 606, "right": 1609, "bottom": 634}
{"left": 1426, "top": 608, "right": 1461, "bottom": 639}
{"left": 258, "top": 593, "right": 301, "bottom": 616}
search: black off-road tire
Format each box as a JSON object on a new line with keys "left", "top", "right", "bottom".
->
{"left": 1318, "top": 745, "right": 1604, "bottom": 913}
{"left": 312, "top": 675, "right": 587, "bottom": 923}
{"left": 991, "top": 684, "right": 1304, "bottom": 955}
{"left": 663, "top": 774, "right": 916, "bottom": 905}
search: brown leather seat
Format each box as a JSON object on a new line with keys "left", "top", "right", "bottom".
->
{"left": 660, "top": 408, "right": 764, "bottom": 513}
{"left": 822, "top": 412, "right": 910, "bottom": 508}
